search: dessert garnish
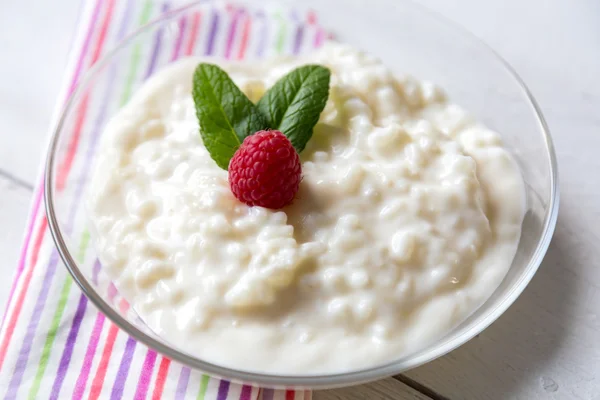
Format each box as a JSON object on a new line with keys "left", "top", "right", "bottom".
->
{"left": 192, "top": 63, "right": 330, "bottom": 208}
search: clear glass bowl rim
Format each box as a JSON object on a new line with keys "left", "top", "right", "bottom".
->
{"left": 44, "top": 0, "right": 559, "bottom": 388}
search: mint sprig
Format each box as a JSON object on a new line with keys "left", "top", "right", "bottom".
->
{"left": 192, "top": 63, "right": 331, "bottom": 170}
{"left": 257, "top": 65, "right": 330, "bottom": 153}
{"left": 192, "top": 63, "right": 268, "bottom": 169}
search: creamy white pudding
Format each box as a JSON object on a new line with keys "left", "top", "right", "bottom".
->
{"left": 88, "top": 42, "right": 525, "bottom": 373}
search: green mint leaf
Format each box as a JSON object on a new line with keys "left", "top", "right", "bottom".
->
{"left": 192, "top": 63, "right": 268, "bottom": 170}
{"left": 257, "top": 65, "right": 331, "bottom": 153}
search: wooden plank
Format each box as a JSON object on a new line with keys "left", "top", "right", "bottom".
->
{"left": 0, "top": 0, "right": 79, "bottom": 185}
{"left": 0, "top": 175, "right": 33, "bottom": 311}
{"left": 316, "top": 377, "right": 432, "bottom": 400}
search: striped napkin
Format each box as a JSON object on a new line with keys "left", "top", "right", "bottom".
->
{"left": 0, "top": 0, "right": 326, "bottom": 398}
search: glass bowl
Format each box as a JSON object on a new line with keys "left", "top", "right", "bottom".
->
{"left": 45, "top": 0, "right": 558, "bottom": 389}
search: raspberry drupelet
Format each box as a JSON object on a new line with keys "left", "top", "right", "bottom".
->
{"left": 228, "top": 130, "right": 302, "bottom": 209}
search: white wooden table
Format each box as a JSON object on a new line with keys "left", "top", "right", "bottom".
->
{"left": 1, "top": 0, "right": 599, "bottom": 398}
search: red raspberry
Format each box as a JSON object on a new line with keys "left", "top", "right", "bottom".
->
{"left": 229, "top": 130, "right": 301, "bottom": 209}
